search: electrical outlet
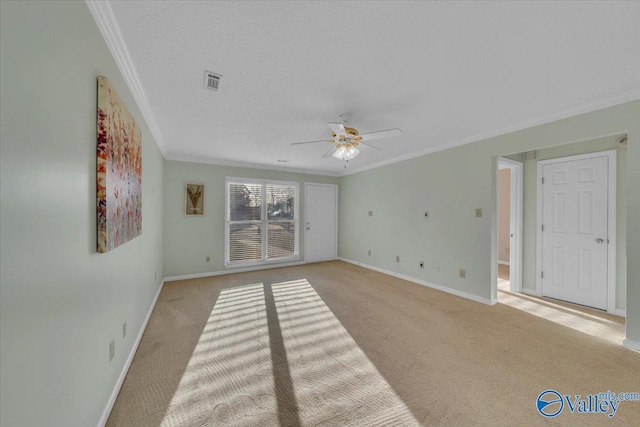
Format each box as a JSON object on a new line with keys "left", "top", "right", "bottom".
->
{"left": 434, "top": 264, "right": 440, "bottom": 272}
{"left": 424, "top": 211, "right": 429, "bottom": 219}
{"left": 475, "top": 208, "right": 483, "bottom": 218}
{"left": 109, "top": 339, "right": 115, "bottom": 362}
{"left": 396, "top": 256, "right": 400, "bottom": 263}
{"left": 206, "top": 256, "right": 211, "bottom": 262}
{"left": 419, "top": 261, "right": 424, "bottom": 268}
{"left": 368, "top": 249, "right": 371, "bottom": 256}
{"left": 459, "top": 268, "right": 466, "bottom": 278}
{"left": 122, "top": 322, "right": 127, "bottom": 338}
{"left": 368, "top": 210, "right": 373, "bottom": 217}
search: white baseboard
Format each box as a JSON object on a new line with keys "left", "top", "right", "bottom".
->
{"left": 521, "top": 288, "right": 543, "bottom": 297}
{"left": 337, "top": 257, "right": 495, "bottom": 306}
{"left": 497, "top": 260, "right": 510, "bottom": 266}
{"left": 613, "top": 309, "right": 626, "bottom": 318}
{"left": 164, "top": 261, "right": 306, "bottom": 282}
{"left": 97, "top": 279, "right": 165, "bottom": 427}
{"left": 623, "top": 338, "right": 640, "bottom": 352}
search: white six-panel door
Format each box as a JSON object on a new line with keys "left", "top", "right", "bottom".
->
{"left": 541, "top": 156, "right": 609, "bottom": 310}
{"left": 305, "top": 183, "right": 337, "bottom": 263}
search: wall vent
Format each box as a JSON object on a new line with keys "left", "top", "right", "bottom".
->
{"left": 204, "top": 71, "right": 222, "bottom": 91}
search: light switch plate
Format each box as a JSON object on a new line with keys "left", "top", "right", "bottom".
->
{"left": 368, "top": 210, "right": 373, "bottom": 217}
{"left": 475, "top": 208, "right": 482, "bottom": 218}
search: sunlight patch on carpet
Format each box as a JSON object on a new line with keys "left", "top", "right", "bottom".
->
{"left": 162, "top": 282, "right": 278, "bottom": 426}
{"left": 498, "top": 289, "right": 624, "bottom": 344}
{"left": 158, "top": 279, "right": 420, "bottom": 426}
{"left": 271, "top": 279, "right": 420, "bottom": 426}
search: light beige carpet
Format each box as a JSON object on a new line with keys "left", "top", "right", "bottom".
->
{"left": 107, "top": 261, "right": 639, "bottom": 426}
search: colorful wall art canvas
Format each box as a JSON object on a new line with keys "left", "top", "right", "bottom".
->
{"left": 97, "top": 76, "right": 142, "bottom": 253}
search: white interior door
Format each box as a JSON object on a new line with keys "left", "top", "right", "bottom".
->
{"left": 305, "top": 183, "right": 337, "bottom": 263}
{"left": 541, "top": 156, "right": 609, "bottom": 310}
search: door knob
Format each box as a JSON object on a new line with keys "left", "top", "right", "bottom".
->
{"left": 596, "top": 238, "right": 604, "bottom": 243}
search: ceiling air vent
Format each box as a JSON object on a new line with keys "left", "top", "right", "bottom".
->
{"left": 204, "top": 71, "right": 222, "bottom": 91}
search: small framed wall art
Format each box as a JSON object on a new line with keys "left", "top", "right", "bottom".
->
{"left": 185, "top": 183, "right": 205, "bottom": 215}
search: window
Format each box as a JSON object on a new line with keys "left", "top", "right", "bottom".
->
{"left": 225, "top": 178, "right": 299, "bottom": 267}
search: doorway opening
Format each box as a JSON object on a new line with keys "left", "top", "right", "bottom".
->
{"left": 497, "top": 157, "right": 523, "bottom": 299}
{"left": 495, "top": 136, "right": 627, "bottom": 347}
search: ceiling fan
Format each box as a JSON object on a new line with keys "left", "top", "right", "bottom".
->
{"left": 291, "top": 115, "right": 402, "bottom": 162}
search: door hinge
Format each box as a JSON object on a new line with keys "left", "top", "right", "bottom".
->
{"left": 541, "top": 224, "right": 544, "bottom": 232}
{"left": 542, "top": 177, "right": 545, "bottom": 184}
{"left": 541, "top": 271, "right": 544, "bottom": 279}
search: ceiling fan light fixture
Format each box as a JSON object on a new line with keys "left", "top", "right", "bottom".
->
{"left": 332, "top": 145, "right": 359, "bottom": 161}
{"left": 290, "top": 118, "right": 401, "bottom": 162}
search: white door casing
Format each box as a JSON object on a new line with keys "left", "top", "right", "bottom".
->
{"left": 498, "top": 157, "right": 524, "bottom": 293}
{"left": 537, "top": 151, "right": 616, "bottom": 312}
{"left": 305, "top": 183, "right": 338, "bottom": 263}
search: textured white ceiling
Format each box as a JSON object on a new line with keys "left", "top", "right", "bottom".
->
{"left": 106, "top": 1, "right": 640, "bottom": 176}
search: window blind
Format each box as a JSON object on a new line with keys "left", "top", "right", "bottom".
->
{"left": 226, "top": 179, "right": 298, "bottom": 266}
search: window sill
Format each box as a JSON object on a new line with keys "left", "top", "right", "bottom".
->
{"left": 225, "top": 255, "right": 300, "bottom": 269}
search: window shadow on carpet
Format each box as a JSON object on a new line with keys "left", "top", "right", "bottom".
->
{"left": 107, "top": 277, "right": 420, "bottom": 426}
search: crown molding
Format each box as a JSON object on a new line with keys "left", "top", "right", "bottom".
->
{"left": 165, "top": 153, "right": 341, "bottom": 177}
{"left": 86, "top": 0, "right": 168, "bottom": 156}
{"left": 339, "top": 89, "right": 640, "bottom": 176}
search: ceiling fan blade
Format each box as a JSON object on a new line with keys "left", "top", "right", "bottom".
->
{"left": 290, "top": 140, "right": 330, "bottom": 145}
{"left": 359, "top": 128, "right": 402, "bottom": 141}
{"left": 322, "top": 145, "right": 338, "bottom": 158}
{"left": 328, "top": 122, "right": 346, "bottom": 136}
{"left": 359, "top": 141, "right": 381, "bottom": 151}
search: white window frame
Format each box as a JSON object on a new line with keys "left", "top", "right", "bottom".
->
{"left": 225, "top": 177, "right": 300, "bottom": 268}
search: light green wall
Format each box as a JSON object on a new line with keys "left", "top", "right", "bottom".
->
{"left": 0, "top": 2, "right": 164, "bottom": 427}
{"left": 163, "top": 161, "right": 339, "bottom": 277}
{"left": 519, "top": 136, "right": 627, "bottom": 311}
{"left": 339, "top": 100, "right": 640, "bottom": 342}
{"left": 339, "top": 144, "right": 499, "bottom": 300}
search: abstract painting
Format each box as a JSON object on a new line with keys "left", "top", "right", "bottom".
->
{"left": 97, "top": 76, "right": 142, "bottom": 253}
{"left": 186, "top": 183, "right": 204, "bottom": 215}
